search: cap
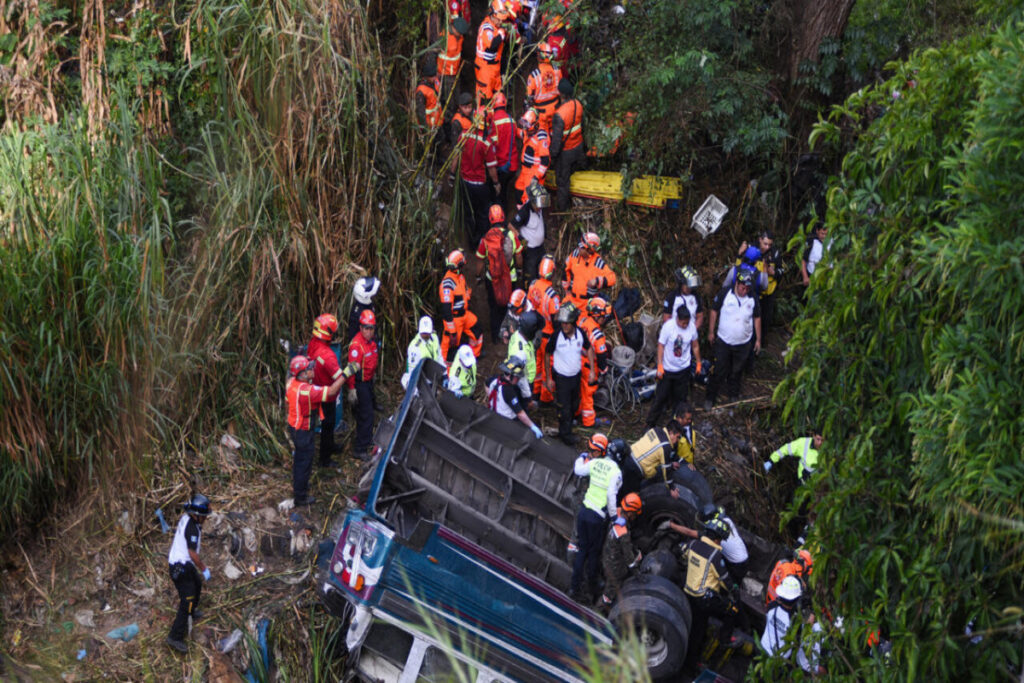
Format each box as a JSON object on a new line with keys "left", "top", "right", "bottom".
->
{"left": 452, "top": 17, "right": 470, "bottom": 34}
{"left": 458, "top": 92, "right": 474, "bottom": 107}
{"left": 422, "top": 58, "right": 437, "bottom": 78}
{"left": 418, "top": 316, "right": 434, "bottom": 335}
{"left": 558, "top": 79, "right": 574, "bottom": 97}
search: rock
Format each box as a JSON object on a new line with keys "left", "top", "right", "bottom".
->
{"left": 73, "top": 610, "right": 95, "bottom": 628}
{"left": 223, "top": 562, "right": 244, "bottom": 581}
{"left": 128, "top": 586, "right": 155, "bottom": 600}
{"left": 256, "top": 507, "right": 278, "bottom": 523}
{"left": 220, "top": 433, "right": 241, "bottom": 451}
{"left": 289, "top": 529, "right": 314, "bottom": 556}
{"left": 277, "top": 499, "right": 295, "bottom": 513}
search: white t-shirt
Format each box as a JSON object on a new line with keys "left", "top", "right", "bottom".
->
{"left": 719, "top": 516, "right": 748, "bottom": 564}
{"left": 714, "top": 289, "right": 758, "bottom": 346}
{"left": 168, "top": 514, "right": 201, "bottom": 566}
{"left": 657, "top": 319, "right": 697, "bottom": 373}
{"left": 548, "top": 328, "right": 588, "bottom": 376}
{"left": 519, "top": 210, "right": 545, "bottom": 248}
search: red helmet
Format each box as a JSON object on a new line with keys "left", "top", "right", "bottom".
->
{"left": 518, "top": 109, "right": 538, "bottom": 132}
{"left": 621, "top": 492, "right": 642, "bottom": 514}
{"left": 289, "top": 355, "right": 314, "bottom": 377}
{"left": 312, "top": 314, "right": 339, "bottom": 341}
{"left": 588, "top": 433, "right": 609, "bottom": 454}
{"left": 581, "top": 232, "right": 600, "bottom": 250}
{"left": 587, "top": 297, "right": 611, "bottom": 318}
{"left": 489, "top": 204, "right": 505, "bottom": 225}
{"left": 446, "top": 249, "right": 466, "bottom": 270}
{"left": 491, "top": 91, "right": 507, "bottom": 109}
{"left": 538, "top": 254, "right": 556, "bottom": 279}
{"left": 359, "top": 309, "right": 376, "bottom": 327}
{"left": 509, "top": 289, "right": 528, "bottom": 314}
{"left": 537, "top": 41, "right": 553, "bottom": 61}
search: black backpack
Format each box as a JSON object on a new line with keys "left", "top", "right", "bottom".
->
{"left": 613, "top": 287, "right": 643, "bottom": 319}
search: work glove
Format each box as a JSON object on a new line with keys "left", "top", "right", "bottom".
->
{"left": 657, "top": 363, "right": 664, "bottom": 380}
{"left": 657, "top": 520, "right": 672, "bottom": 533}
{"left": 345, "top": 360, "right": 361, "bottom": 376}
{"left": 202, "top": 568, "right": 212, "bottom": 582}
{"left": 530, "top": 424, "right": 543, "bottom": 439}
{"left": 763, "top": 461, "right": 773, "bottom": 472}
{"left": 347, "top": 388, "right": 358, "bottom": 405}
{"left": 695, "top": 360, "right": 702, "bottom": 374}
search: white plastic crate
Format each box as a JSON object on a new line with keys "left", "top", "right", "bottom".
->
{"left": 692, "top": 194, "right": 729, "bottom": 238}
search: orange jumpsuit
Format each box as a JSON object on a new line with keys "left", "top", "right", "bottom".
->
{"left": 526, "top": 62, "right": 561, "bottom": 133}
{"left": 527, "top": 277, "right": 560, "bottom": 402}
{"left": 577, "top": 313, "right": 609, "bottom": 426}
{"left": 563, "top": 248, "right": 617, "bottom": 310}
{"left": 437, "top": 26, "right": 464, "bottom": 78}
{"left": 475, "top": 17, "right": 506, "bottom": 104}
{"left": 514, "top": 129, "right": 550, "bottom": 206}
{"left": 439, "top": 268, "right": 483, "bottom": 362}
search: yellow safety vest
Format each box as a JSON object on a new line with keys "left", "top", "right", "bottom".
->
{"left": 630, "top": 428, "right": 672, "bottom": 480}
{"left": 583, "top": 458, "right": 620, "bottom": 515}
{"left": 676, "top": 427, "right": 697, "bottom": 465}
{"left": 684, "top": 536, "right": 725, "bottom": 598}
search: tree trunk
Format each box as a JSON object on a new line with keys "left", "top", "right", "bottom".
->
{"left": 788, "top": 0, "right": 857, "bottom": 82}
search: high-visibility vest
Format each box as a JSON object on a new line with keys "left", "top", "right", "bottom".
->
{"left": 528, "top": 279, "right": 560, "bottom": 331}
{"left": 564, "top": 248, "right": 616, "bottom": 303}
{"left": 438, "top": 31, "right": 463, "bottom": 77}
{"left": 452, "top": 112, "right": 472, "bottom": 140}
{"left": 676, "top": 426, "right": 697, "bottom": 465}
{"left": 447, "top": 361, "right": 477, "bottom": 395}
{"left": 684, "top": 537, "right": 726, "bottom": 598}
{"left": 527, "top": 63, "right": 561, "bottom": 106}
{"left": 555, "top": 98, "right": 583, "bottom": 151}
{"left": 475, "top": 18, "right": 504, "bottom": 64}
{"left": 439, "top": 270, "right": 469, "bottom": 318}
{"left": 583, "top": 458, "right": 620, "bottom": 515}
{"left": 415, "top": 80, "right": 442, "bottom": 128}
{"left": 506, "top": 330, "right": 536, "bottom": 383}
{"left": 770, "top": 437, "right": 819, "bottom": 479}
{"left": 630, "top": 428, "right": 672, "bottom": 480}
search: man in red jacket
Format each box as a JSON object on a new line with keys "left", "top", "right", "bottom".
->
{"left": 307, "top": 314, "right": 343, "bottom": 466}
{"left": 488, "top": 91, "right": 519, "bottom": 208}
{"left": 459, "top": 107, "right": 500, "bottom": 248}
{"left": 347, "top": 310, "right": 380, "bottom": 461}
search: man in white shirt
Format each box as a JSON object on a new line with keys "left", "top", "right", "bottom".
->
{"left": 801, "top": 224, "right": 830, "bottom": 287}
{"left": 544, "top": 305, "right": 595, "bottom": 445}
{"left": 705, "top": 269, "right": 761, "bottom": 409}
{"left": 166, "top": 494, "right": 212, "bottom": 652}
{"left": 647, "top": 304, "right": 701, "bottom": 428}
{"left": 761, "top": 576, "right": 824, "bottom": 673}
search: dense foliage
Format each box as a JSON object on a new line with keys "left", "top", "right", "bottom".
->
{"left": 770, "top": 16, "right": 1024, "bottom": 679}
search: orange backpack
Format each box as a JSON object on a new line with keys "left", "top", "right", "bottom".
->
{"left": 481, "top": 228, "right": 512, "bottom": 306}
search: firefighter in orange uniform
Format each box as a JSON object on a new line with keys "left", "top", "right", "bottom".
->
{"left": 415, "top": 59, "right": 444, "bottom": 161}
{"left": 564, "top": 232, "right": 616, "bottom": 310}
{"left": 437, "top": 17, "right": 470, "bottom": 108}
{"left": 439, "top": 249, "right": 484, "bottom": 363}
{"left": 475, "top": 0, "right": 513, "bottom": 105}
{"left": 550, "top": 79, "right": 584, "bottom": 211}
{"left": 525, "top": 42, "right": 561, "bottom": 133}
{"left": 528, "top": 254, "right": 561, "bottom": 403}
{"left": 450, "top": 92, "right": 474, "bottom": 145}
{"left": 511, "top": 109, "right": 550, "bottom": 228}
{"left": 578, "top": 297, "right": 611, "bottom": 427}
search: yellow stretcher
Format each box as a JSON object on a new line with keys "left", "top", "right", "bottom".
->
{"left": 543, "top": 170, "right": 682, "bottom": 209}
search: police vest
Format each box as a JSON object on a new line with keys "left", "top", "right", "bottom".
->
{"left": 684, "top": 537, "right": 725, "bottom": 598}
{"left": 583, "top": 458, "right": 620, "bottom": 515}
{"left": 506, "top": 330, "right": 536, "bottom": 382}
{"left": 448, "top": 362, "right": 477, "bottom": 395}
{"left": 630, "top": 428, "right": 672, "bottom": 480}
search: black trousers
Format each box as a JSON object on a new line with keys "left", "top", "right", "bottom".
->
{"left": 353, "top": 380, "right": 375, "bottom": 452}
{"left": 290, "top": 426, "right": 315, "bottom": 501}
{"left": 319, "top": 398, "right": 338, "bottom": 464}
{"left": 168, "top": 563, "right": 201, "bottom": 641}
{"left": 553, "top": 369, "right": 581, "bottom": 441}
{"left": 523, "top": 245, "right": 545, "bottom": 284}
{"left": 760, "top": 292, "right": 776, "bottom": 329}
{"left": 571, "top": 507, "right": 605, "bottom": 595}
{"left": 460, "top": 179, "right": 495, "bottom": 250}
{"left": 555, "top": 144, "right": 585, "bottom": 211}
{"left": 646, "top": 368, "right": 690, "bottom": 428}
{"left": 707, "top": 337, "right": 752, "bottom": 403}
{"left": 484, "top": 279, "right": 506, "bottom": 343}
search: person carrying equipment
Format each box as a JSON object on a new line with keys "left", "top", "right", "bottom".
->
{"left": 577, "top": 297, "right": 612, "bottom": 427}
{"left": 475, "top": 204, "right": 523, "bottom": 342}
{"left": 446, "top": 344, "right": 478, "bottom": 397}
{"left": 511, "top": 109, "right": 551, "bottom": 228}
{"left": 439, "top": 249, "right": 483, "bottom": 362}
{"left": 486, "top": 357, "right": 544, "bottom": 438}
{"left": 525, "top": 41, "right": 561, "bottom": 133}
{"left": 475, "top": 0, "right": 513, "bottom": 105}
{"left": 402, "top": 316, "right": 443, "bottom": 389}
{"left": 600, "top": 492, "right": 643, "bottom": 607}
{"left": 166, "top": 494, "right": 212, "bottom": 653}
{"left": 528, "top": 254, "right": 561, "bottom": 403}
{"left": 766, "top": 549, "right": 814, "bottom": 605}
{"left": 563, "top": 232, "right": 616, "bottom": 310}
{"left": 569, "top": 434, "right": 618, "bottom": 602}
{"left": 681, "top": 516, "right": 743, "bottom": 667}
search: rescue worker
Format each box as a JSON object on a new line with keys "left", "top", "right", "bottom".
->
{"left": 673, "top": 403, "right": 698, "bottom": 468}
{"left": 545, "top": 303, "right": 595, "bottom": 445}
{"left": 766, "top": 549, "right": 814, "bottom": 605}
{"left": 308, "top": 314, "right": 344, "bottom": 465}
{"left": 761, "top": 576, "right": 824, "bottom": 673}
{"left": 347, "top": 310, "right": 379, "bottom": 461}
{"left": 166, "top": 494, "right": 212, "bottom": 652}
{"left": 662, "top": 503, "right": 747, "bottom": 586}
{"left": 506, "top": 310, "right": 541, "bottom": 402}
{"left": 347, "top": 276, "right": 381, "bottom": 342}
{"left": 450, "top": 92, "right": 474, "bottom": 144}
{"left": 528, "top": 254, "right": 560, "bottom": 403}
{"left": 525, "top": 41, "right": 561, "bottom": 133}
{"left": 459, "top": 107, "right": 500, "bottom": 248}
{"left": 475, "top": 204, "right": 523, "bottom": 341}
{"left": 705, "top": 268, "right": 760, "bottom": 409}
{"left": 600, "top": 492, "right": 643, "bottom": 607}
{"left": 486, "top": 358, "right": 544, "bottom": 437}
{"left": 511, "top": 109, "right": 551, "bottom": 229}
{"left": 475, "top": 0, "right": 512, "bottom": 105}
{"left": 499, "top": 288, "right": 532, "bottom": 343}
{"left": 563, "top": 232, "right": 616, "bottom": 310}
{"left": 801, "top": 223, "right": 829, "bottom": 288}
{"left": 287, "top": 354, "right": 359, "bottom": 503}
{"left": 646, "top": 304, "right": 701, "bottom": 429}
{"left": 578, "top": 297, "right": 612, "bottom": 427}
{"left": 439, "top": 249, "right": 483, "bottom": 362}
{"left": 447, "top": 0, "right": 470, "bottom": 24}
{"left": 437, "top": 17, "right": 470, "bottom": 108}
{"left": 570, "top": 434, "right": 618, "bottom": 602}
{"left": 736, "top": 231, "right": 781, "bottom": 327}
{"left": 414, "top": 58, "right": 444, "bottom": 137}
{"left": 682, "top": 516, "right": 742, "bottom": 666}
{"left": 402, "top": 315, "right": 442, "bottom": 389}
{"left": 550, "top": 79, "right": 584, "bottom": 212}
{"left": 621, "top": 420, "right": 683, "bottom": 496}
{"left": 488, "top": 91, "right": 519, "bottom": 207}
{"left": 662, "top": 265, "right": 704, "bottom": 331}
{"left": 764, "top": 430, "right": 823, "bottom": 482}
{"left": 447, "top": 344, "right": 478, "bottom": 397}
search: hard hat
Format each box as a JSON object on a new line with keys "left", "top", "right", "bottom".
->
{"left": 289, "top": 354, "right": 315, "bottom": 377}
{"left": 517, "top": 310, "right": 542, "bottom": 340}
{"left": 621, "top": 493, "right": 642, "bottom": 514}
{"left": 538, "top": 254, "right": 556, "bottom": 279}
{"left": 776, "top": 575, "right": 803, "bottom": 602}
{"left": 797, "top": 549, "right": 814, "bottom": 574}
{"left": 674, "top": 265, "right": 701, "bottom": 289}
{"left": 491, "top": 91, "right": 507, "bottom": 109}
{"left": 509, "top": 289, "right": 528, "bottom": 315}
{"left": 359, "top": 309, "right": 376, "bottom": 327}
{"left": 537, "top": 41, "right": 553, "bottom": 61}
{"left": 581, "top": 232, "right": 600, "bottom": 250}
{"left": 185, "top": 493, "right": 211, "bottom": 516}
{"left": 489, "top": 203, "right": 505, "bottom": 225}
{"left": 736, "top": 268, "right": 755, "bottom": 287}
{"left": 457, "top": 345, "right": 476, "bottom": 368}
{"left": 606, "top": 438, "right": 628, "bottom": 465}
{"left": 703, "top": 517, "right": 729, "bottom": 542}
{"left": 501, "top": 356, "right": 525, "bottom": 377}
{"left": 446, "top": 249, "right": 466, "bottom": 270}
{"left": 490, "top": 0, "right": 507, "bottom": 15}
{"left": 312, "top": 314, "right": 339, "bottom": 341}
{"left": 555, "top": 301, "right": 579, "bottom": 324}
{"left": 587, "top": 433, "right": 609, "bottom": 454}
{"left": 743, "top": 245, "right": 762, "bottom": 263}
{"left": 698, "top": 502, "right": 719, "bottom": 523}
{"left": 354, "top": 276, "right": 381, "bottom": 305}
{"left": 586, "top": 297, "right": 611, "bottom": 318}
{"left": 518, "top": 109, "right": 538, "bottom": 131}
{"left": 418, "top": 316, "right": 434, "bottom": 335}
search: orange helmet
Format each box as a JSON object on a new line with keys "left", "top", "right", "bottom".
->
{"left": 538, "top": 254, "right": 557, "bottom": 279}
{"left": 797, "top": 549, "right": 813, "bottom": 575}
{"left": 581, "top": 232, "right": 600, "bottom": 250}
{"left": 490, "top": 0, "right": 510, "bottom": 19}
{"left": 588, "top": 433, "right": 609, "bottom": 454}
{"left": 537, "top": 41, "right": 553, "bottom": 61}
{"left": 446, "top": 249, "right": 466, "bottom": 271}
{"left": 509, "top": 289, "right": 528, "bottom": 315}
{"left": 518, "top": 109, "right": 538, "bottom": 132}
{"left": 359, "top": 309, "right": 376, "bottom": 327}
{"left": 312, "top": 314, "right": 339, "bottom": 341}
{"left": 621, "top": 493, "right": 642, "bottom": 514}
{"left": 587, "top": 297, "right": 611, "bottom": 318}
{"left": 491, "top": 91, "right": 507, "bottom": 109}
{"left": 489, "top": 204, "right": 505, "bottom": 225}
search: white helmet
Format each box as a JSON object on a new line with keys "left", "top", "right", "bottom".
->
{"left": 457, "top": 345, "right": 476, "bottom": 368}
{"left": 776, "top": 575, "right": 803, "bottom": 602}
{"left": 354, "top": 276, "right": 381, "bottom": 305}
{"left": 418, "top": 316, "right": 434, "bottom": 335}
